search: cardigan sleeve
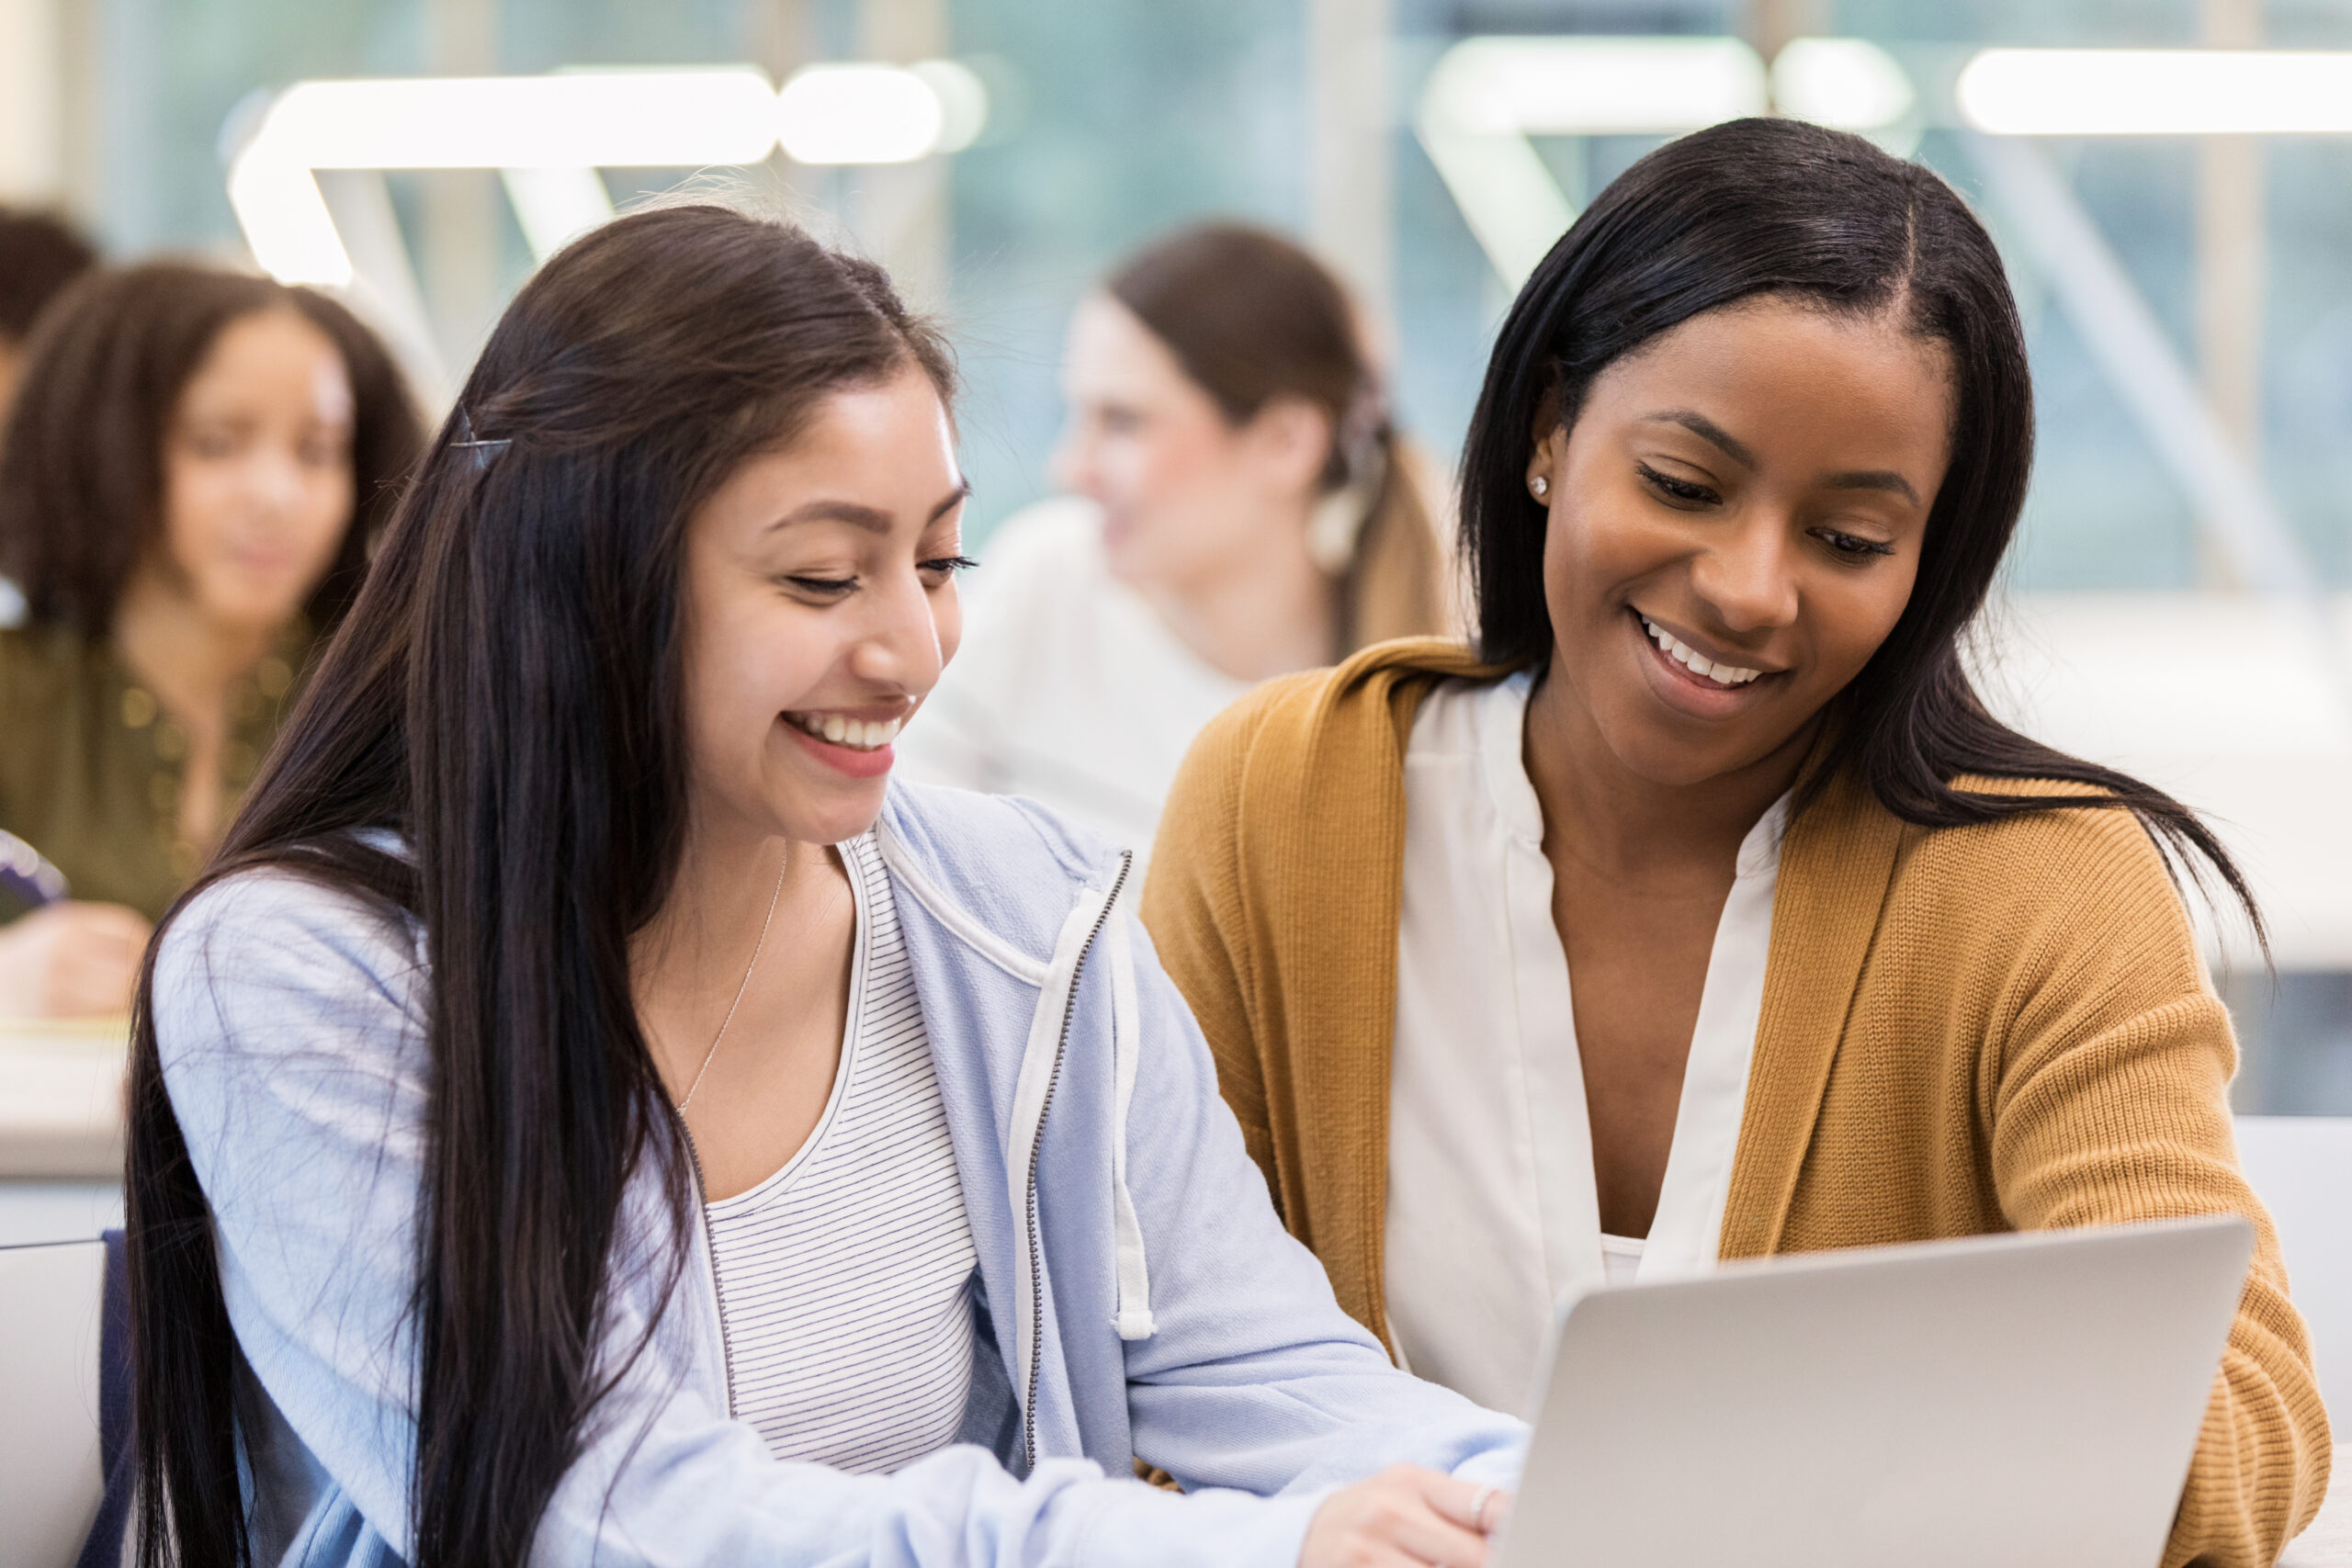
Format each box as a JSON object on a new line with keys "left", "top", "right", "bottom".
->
{"left": 1141, "top": 691, "right": 1283, "bottom": 1211}
{"left": 1977, "top": 807, "right": 2330, "bottom": 1568}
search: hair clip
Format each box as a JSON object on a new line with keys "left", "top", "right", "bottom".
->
{"left": 451, "top": 408, "right": 512, "bottom": 471}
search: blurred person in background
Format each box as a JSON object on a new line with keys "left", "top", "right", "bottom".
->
{"left": 0, "top": 208, "right": 96, "bottom": 435}
{"left": 0, "top": 207, "right": 98, "bottom": 628}
{"left": 0, "top": 264, "right": 421, "bottom": 1016}
{"left": 895, "top": 223, "right": 1450, "bottom": 855}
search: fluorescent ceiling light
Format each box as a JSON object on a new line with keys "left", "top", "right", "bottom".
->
{"left": 1417, "top": 36, "right": 1769, "bottom": 288}
{"left": 911, "top": 60, "right": 989, "bottom": 155}
{"left": 1958, "top": 49, "right": 2352, "bottom": 136}
{"left": 1771, "top": 38, "right": 1915, "bottom": 130}
{"left": 263, "top": 71, "right": 779, "bottom": 170}
{"left": 1423, "top": 36, "right": 1768, "bottom": 139}
{"left": 500, "top": 165, "right": 616, "bottom": 262}
{"left": 227, "top": 65, "right": 989, "bottom": 287}
{"left": 229, "top": 142, "right": 355, "bottom": 286}
{"left": 777, "top": 64, "right": 944, "bottom": 164}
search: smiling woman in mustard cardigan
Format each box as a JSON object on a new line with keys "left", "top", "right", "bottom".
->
{"left": 1142, "top": 118, "right": 2326, "bottom": 1568}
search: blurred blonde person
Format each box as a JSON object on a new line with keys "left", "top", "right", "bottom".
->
{"left": 897, "top": 224, "right": 1448, "bottom": 854}
{"left": 0, "top": 265, "right": 421, "bottom": 1016}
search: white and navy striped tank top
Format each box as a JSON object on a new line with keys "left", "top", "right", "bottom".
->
{"left": 704, "top": 831, "right": 978, "bottom": 1472}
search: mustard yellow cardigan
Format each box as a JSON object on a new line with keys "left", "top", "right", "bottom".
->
{"left": 1140, "top": 638, "right": 2328, "bottom": 1568}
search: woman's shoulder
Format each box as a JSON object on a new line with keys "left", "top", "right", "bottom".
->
{"left": 153, "top": 853, "right": 427, "bottom": 1054}
{"left": 969, "top": 496, "right": 1112, "bottom": 600}
{"left": 1909, "top": 774, "right": 2177, "bottom": 877}
{"left": 1180, "top": 638, "right": 1511, "bottom": 785}
{"left": 929, "top": 499, "right": 1115, "bottom": 700}
{"left": 0, "top": 621, "right": 101, "bottom": 708}
{"left": 1860, "top": 774, "right": 2199, "bottom": 961}
{"left": 0, "top": 624, "right": 109, "bottom": 811}
{"left": 880, "top": 780, "right": 1128, "bottom": 961}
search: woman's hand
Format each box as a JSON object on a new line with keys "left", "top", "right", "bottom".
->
{"left": 1300, "top": 1464, "right": 1510, "bottom": 1568}
{"left": 0, "top": 901, "right": 153, "bottom": 1017}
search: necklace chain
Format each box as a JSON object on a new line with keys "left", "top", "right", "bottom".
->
{"left": 673, "top": 847, "right": 790, "bottom": 1113}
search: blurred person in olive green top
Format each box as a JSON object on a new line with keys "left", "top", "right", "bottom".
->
{"left": 0, "top": 263, "right": 421, "bottom": 1014}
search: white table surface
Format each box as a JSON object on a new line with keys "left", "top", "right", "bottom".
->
{"left": 0, "top": 1018, "right": 128, "bottom": 1179}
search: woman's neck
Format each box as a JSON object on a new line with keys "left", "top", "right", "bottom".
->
{"left": 1522, "top": 660, "right": 1815, "bottom": 888}
{"left": 631, "top": 818, "right": 839, "bottom": 1080}
{"left": 110, "top": 569, "right": 278, "bottom": 741}
{"left": 1135, "top": 502, "right": 1336, "bottom": 682}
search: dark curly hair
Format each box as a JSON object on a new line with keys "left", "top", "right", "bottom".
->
{"left": 0, "top": 207, "right": 96, "bottom": 341}
{"left": 0, "top": 262, "right": 423, "bottom": 638}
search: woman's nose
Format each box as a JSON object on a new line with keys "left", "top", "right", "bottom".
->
{"left": 244, "top": 447, "right": 307, "bottom": 516}
{"left": 847, "top": 569, "right": 947, "bottom": 692}
{"left": 1690, "top": 514, "right": 1801, "bottom": 634}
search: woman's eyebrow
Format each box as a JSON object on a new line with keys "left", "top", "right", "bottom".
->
{"left": 1824, "top": 469, "right": 1921, "bottom": 505}
{"left": 1642, "top": 409, "right": 1756, "bottom": 469}
{"left": 767, "top": 501, "right": 892, "bottom": 534}
{"left": 928, "top": 479, "right": 974, "bottom": 523}
{"left": 765, "top": 479, "right": 971, "bottom": 536}
{"left": 1642, "top": 412, "right": 1921, "bottom": 505}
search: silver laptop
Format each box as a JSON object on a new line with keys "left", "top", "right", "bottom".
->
{"left": 1498, "top": 1215, "right": 2254, "bottom": 1568}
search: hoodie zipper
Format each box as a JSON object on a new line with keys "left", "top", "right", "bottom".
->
{"left": 676, "top": 1117, "right": 739, "bottom": 1418}
{"left": 1022, "top": 852, "right": 1131, "bottom": 1472}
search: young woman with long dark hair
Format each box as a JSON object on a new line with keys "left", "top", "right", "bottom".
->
{"left": 897, "top": 223, "right": 1450, "bottom": 857}
{"left": 0, "top": 263, "right": 419, "bottom": 1014}
{"left": 127, "top": 205, "right": 1520, "bottom": 1568}
{"left": 1143, "top": 119, "right": 2327, "bottom": 1567}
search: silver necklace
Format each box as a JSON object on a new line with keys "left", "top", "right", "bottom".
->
{"left": 673, "top": 848, "right": 789, "bottom": 1112}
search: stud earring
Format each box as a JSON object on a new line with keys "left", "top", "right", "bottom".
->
{"left": 1531, "top": 474, "right": 1550, "bottom": 501}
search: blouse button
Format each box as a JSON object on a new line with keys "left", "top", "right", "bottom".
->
{"left": 120, "top": 688, "right": 157, "bottom": 728}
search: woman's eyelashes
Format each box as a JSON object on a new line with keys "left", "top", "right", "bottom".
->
{"left": 1634, "top": 460, "right": 1720, "bottom": 508}
{"left": 1634, "top": 457, "right": 1903, "bottom": 563}
{"left": 780, "top": 572, "right": 857, "bottom": 597}
{"left": 775, "top": 555, "right": 977, "bottom": 599}
{"left": 1810, "top": 527, "right": 1898, "bottom": 562}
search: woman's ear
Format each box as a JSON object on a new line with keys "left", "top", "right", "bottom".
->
{"left": 1526, "top": 425, "right": 1569, "bottom": 505}
{"left": 1241, "top": 395, "right": 1337, "bottom": 498}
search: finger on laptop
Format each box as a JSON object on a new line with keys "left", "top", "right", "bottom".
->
{"left": 1300, "top": 1465, "right": 1495, "bottom": 1568}
{"left": 1424, "top": 1469, "right": 1513, "bottom": 1540}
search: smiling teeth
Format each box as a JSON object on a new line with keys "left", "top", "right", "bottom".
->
{"left": 788, "top": 712, "right": 902, "bottom": 750}
{"left": 1638, "top": 615, "right": 1763, "bottom": 686}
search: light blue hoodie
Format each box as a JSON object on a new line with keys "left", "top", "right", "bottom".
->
{"left": 154, "top": 780, "right": 1525, "bottom": 1567}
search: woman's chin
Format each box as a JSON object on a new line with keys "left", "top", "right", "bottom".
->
{"left": 1591, "top": 705, "right": 1819, "bottom": 794}
{"left": 753, "top": 728, "right": 897, "bottom": 843}
{"left": 193, "top": 583, "right": 311, "bottom": 634}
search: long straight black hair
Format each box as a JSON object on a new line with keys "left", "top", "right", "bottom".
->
{"left": 124, "top": 205, "right": 954, "bottom": 1568}
{"left": 1461, "top": 118, "right": 2261, "bottom": 937}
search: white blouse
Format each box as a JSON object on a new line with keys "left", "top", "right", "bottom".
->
{"left": 704, "top": 832, "right": 978, "bottom": 1472}
{"left": 1383, "top": 671, "right": 1787, "bottom": 1416}
{"left": 892, "top": 496, "right": 1250, "bottom": 864}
